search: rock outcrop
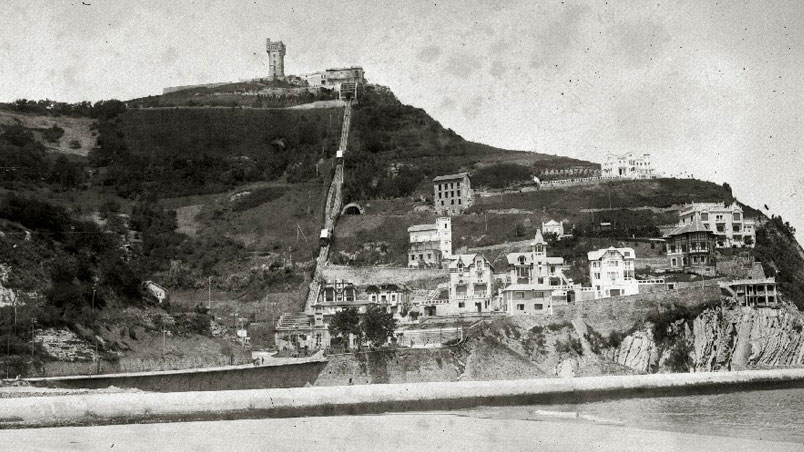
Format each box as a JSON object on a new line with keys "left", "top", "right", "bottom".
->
{"left": 609, "top": 304, "right": 804, "bottom": 374}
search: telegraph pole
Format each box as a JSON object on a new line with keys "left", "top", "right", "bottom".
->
{"left": 208, "top": 276, "right": 212, "bottom": 310}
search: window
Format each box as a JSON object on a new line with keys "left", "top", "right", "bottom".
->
{"left": 371, "top": 295, "right": 377, "bottom": 302}
{"left": 410, "top": 254, "right": 415, "bottom": 261}
{"left": 538, "top": 277, "right": 544, "bottom": 284}
{"left": 458, "top": 302, "right": 465, "bottom": 308}
{"left": 380, "top": 295, "right": 387, "bottom": 302}
{"left": 701, "top": 213, "right": 709, "bottom": 221}
{"left": 451, "top": 199, "right": 454, "bottom": 205}
{"left": 733, "top": 213, "right": 741, "bottom": 221}
{"left": 515, "top": 291, "right": 524, "bottom": 299}
{"left": 517, "top": 304, "right": 525, "bottom": 311}
{"left": 391, "top": 294, "right": 396, "bottom": 302}
{"left": 440, "top": 201, "right": 444, "bottom": 206}
{"left": 458, "top": 199, "right": 462, "bottom": 205}
{"left": 594, "top": 272, "right": 600, "bottom": 279}
{"left": 427, "top": 253, "right": 431, "bottom": 259}
{"left": 534, "top": 304, "right": 543, "bottom": 310}
{"left": 681, "top": 244, "right": 687, "bottom": 252}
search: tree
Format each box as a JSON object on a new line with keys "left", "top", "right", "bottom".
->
{"left": 361, "top": 306, "right": 397, "bottom": 348}
{"left": 329, "top": 307, "right": 360, "bottom": 349}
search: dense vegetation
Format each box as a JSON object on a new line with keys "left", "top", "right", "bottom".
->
{"left": 90, "top": 107, "right": 340, "bottom": 198}
{"left": 343, "top": 86, "right": 572, "bottom": 203}
{"left": 471, "top": 163, "right": 534, "bottom": 189}
{"left": 755, "top": 215, "right": 804, "bottom": 309}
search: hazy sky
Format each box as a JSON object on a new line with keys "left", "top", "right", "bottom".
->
{"left": 3, "top": 0, "right": 804, "bottom": 243}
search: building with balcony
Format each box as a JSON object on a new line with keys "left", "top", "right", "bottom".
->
{"left": 601, "top": 152, "right": 657, "bottom": 179}
{"left": 587, "top": 247, "right": 639, "bottom": 298}
{"left": 678, "top": 202, "right": 755, "bottom": 248}
{"left": 505, "top": 230, "right": 571, "bottom": 287}
{"left": 275, "top": 279, "right": 411, "bottom": 351}
{"left": 446, "top": 253, "right": 495, "bottom": 314}
{"left": 720, "top": 277, "right": 778, "bottom": 306}
{"left": 433, "top": 173, "right": 473, "bottom": 215}
{"left": 663, "top": 217, "right": 717, "bottom": 276}
{"left": 408, "top": 217, "right": 452, "bottom": 268}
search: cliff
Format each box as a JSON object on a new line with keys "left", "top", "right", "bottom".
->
{"left": 609, "top": 304, "right": 804, "bottom": 373}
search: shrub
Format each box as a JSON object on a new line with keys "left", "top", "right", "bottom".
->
{"left": 471, "top": 163, "right": 533, "bottom": 189}
{"left": 555, "top": 333, "right": 583, "bottom": 355}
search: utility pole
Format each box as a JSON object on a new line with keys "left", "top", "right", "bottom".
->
{"left": 208, "top": 276, "right": 212, "bottom": 310}
{"left": 91, "top": 285, "right": 98, "bottom": 366}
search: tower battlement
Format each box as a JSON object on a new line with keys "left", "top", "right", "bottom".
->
{"left": 266, "top": 38, "right": 286, "bottom": 79}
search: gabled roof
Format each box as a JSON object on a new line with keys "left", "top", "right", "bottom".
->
{"left": 543, "top": 220, "right": 561, "bottom": 226}
{"left": 664, "top": 217, "right": 713, "bottom": 237}
{"left": 546, "top": 257, "right": 565, "bottom": 265}
{"left": 587, "top": 247, "right": 635, "bottom": 261}
{"left": 506, "top": 253, "right": 532, "bottom": 265}
{"left": 449, "top": 253, "right": 494, "bottom": 269}
{"left": 532, "top": 229, "right": 547, "bottom": 246}
{"left": 433, "top": 172, "right": 470, "bottom": 182}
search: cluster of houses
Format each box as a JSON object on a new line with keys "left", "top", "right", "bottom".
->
{"left": 275, "top": 171, "right": 777, "bottom": 351}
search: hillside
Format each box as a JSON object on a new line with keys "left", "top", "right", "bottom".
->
{"left": 1, "top": 83, "right": 803, "bottom": 378}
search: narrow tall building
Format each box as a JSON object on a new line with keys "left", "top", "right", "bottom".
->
{"left": 266, "top": 38, "right": 286, "bottom": 79}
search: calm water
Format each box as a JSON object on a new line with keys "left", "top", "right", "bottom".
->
{"left": 460, "top": 387, "right": 804, "bottom": 443}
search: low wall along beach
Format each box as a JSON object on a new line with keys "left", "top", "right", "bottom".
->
{"left": 4, "top": 369, "right": 804, "bottom": 428}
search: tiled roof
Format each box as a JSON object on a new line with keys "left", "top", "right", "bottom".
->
{"left": 665, "top": 217, "right": 712, "bottom": 237}
{"left": 407, "top": 224, "right": 437, "bottom": 232}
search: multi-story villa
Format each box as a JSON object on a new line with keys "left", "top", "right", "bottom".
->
{"left": 664, "top": 218, "right": 717, "bottom": 276}
{"left": 502, "top": 230, "right": 574, "bottom": 314}
{"left": 407, "top": 217, "right": 452, "bottom": 268}
{"left": 275, "top": 280, "right": 410, "bottom": 351}
{"left": 447, "top": 253, "right": 495, "bottom": 314}
{"left": 678, "top": 202, "right": 755, "bottom": 248}
{"left": 601, "top": 152, "right": 657, "bottom": 179}
{"left": 587, "top": 247, "right": 639, "bottom": 298}
{"left": 433, "top": 173, "right": 473, "bottom": 215}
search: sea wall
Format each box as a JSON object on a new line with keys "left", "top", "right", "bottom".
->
{"left": 27, "top": 359, "right": 327, "bottom": 393}
{"left": 5, "top": 369, "right": 804, "bottom": 428}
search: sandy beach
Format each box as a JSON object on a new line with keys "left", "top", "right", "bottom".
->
{"left": 0, "top": 412, "right": 801, "bottom": 452}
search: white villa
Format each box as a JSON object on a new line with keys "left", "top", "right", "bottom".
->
{"left": 502, "top": 230, "right": 574, "bottom": 315}
{"left": 678, "top": 202, "right": 756, "bottom": 248}
{"left": 446, "top": 253, "right": 496, "bottom": 314}
{"left": 408, "top": 217, "right": 452, "bottom": 268}
{"left": 587, "top": 247, "right": 639, "bottom": 298}
{"left": 601, "top": 152, "right": 657, "bottom": 179}
{"left": 541, "top": 220, "right": 565, "bottom": 238}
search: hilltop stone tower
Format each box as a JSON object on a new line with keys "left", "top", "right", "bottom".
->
{"left": 266, "top": 38, "right": 286, "bottom": 79}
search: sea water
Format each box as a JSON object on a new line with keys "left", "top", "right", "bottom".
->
{"left": 461, "top": 387, "right": 804, "bottom": 443}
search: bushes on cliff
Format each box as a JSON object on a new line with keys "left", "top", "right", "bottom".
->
{"left": 755, "top": 215, "right": 804, "bottom": 309}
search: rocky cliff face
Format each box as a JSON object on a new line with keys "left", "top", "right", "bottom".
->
{"left": 610, "top": 304, "right": 804, "bottom": 373}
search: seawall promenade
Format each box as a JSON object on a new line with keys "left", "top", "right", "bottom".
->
{"left": 3, "top": 368, "right": 804, "bottom": 428}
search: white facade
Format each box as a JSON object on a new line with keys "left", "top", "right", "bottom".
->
{"left": 541, "top": 220, "right": 564, "bottom": 238}
{"left": 408, "top": 217, "right": 452, "bottom": 268}
{"left": 446, "top": 254, "right": 495, "bottom": 314}
{"left": 300, "top": 67, "right": 365, "bottom": 91}
{"left": 678, "top": 202, "right": 756, "bottom": 248}
{"left": 587, "top": 247, "right": 639, "bottom": 298}
{"left": 143, "top": 281, "right": 168, "bottom": 303}
{"left": 601, "top": 152, "right": 657, "bottom": 179}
